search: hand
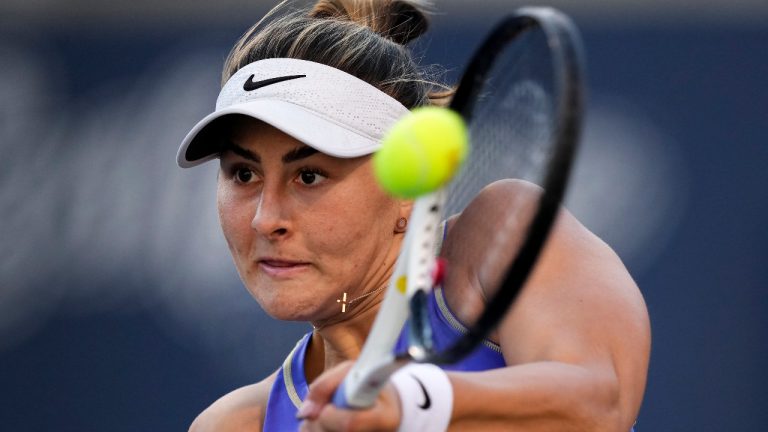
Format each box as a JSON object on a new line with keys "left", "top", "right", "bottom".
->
{"left": 298, "top": 361, "right": 402, "bottom": 432}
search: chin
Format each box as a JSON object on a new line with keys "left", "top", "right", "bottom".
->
{"left": 266, "top": 308, "right": 332, "bottom": 323}
{"left": 250, "top": 290, "right": 326, "bottom": 322}
{"left": 241, "top": 273, "right": 336, "bottom": 321}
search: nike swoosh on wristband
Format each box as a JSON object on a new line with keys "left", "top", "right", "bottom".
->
{"left": 411, "top": 375, "right": 432, "bottom": 410}
{"left": 243, "top": 74, "right": 307, "bottom": 91}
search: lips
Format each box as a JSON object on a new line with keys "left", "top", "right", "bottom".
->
{"left": 258, "top": 257, "right": 310, "bottom": 278}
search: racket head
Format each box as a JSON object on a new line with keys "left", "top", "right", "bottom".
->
{"left": 413, "top": 6, "right": 586, "bottom": 364}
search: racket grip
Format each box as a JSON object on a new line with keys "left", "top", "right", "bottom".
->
{"left": 331, "top": 381, "right": 352, "bottom": 409}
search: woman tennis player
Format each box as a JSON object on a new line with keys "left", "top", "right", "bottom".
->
{"left": 178, "top": 1, "right": 650, "bottom": 430}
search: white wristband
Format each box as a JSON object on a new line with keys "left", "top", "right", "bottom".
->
{"left": 390, "top": 363, "right": 453, "bottom": 432}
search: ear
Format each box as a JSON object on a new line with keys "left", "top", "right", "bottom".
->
{"left": 394, "top": 199, "right": 413, "bottom": 233}
{"left": 398, "top": 198, "right": 413, "bottom": 220}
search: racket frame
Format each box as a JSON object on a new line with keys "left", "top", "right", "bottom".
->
{"left": 429, "top": 6, "right": 585, "bottom": 364}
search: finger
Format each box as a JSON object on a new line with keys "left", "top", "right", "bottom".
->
{"left": 301, "top": 404, "right": 349, "bottom": 432}
{"left": 298, "top": 361, "right": 354, "bottom": 420}
{"left": 302, "top": 384, "right": 402, "bottom": 432}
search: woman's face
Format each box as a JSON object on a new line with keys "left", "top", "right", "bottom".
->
{"left": 217, "top": 117, "right": 407, "bottom": 322}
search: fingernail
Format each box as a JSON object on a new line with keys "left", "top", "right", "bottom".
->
{"left": 296, "top": 401, "right": 318, "bottom": 419}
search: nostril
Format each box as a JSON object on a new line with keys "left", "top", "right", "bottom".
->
{"left": 274, "top": 228, "right": 288, "bottom": 236}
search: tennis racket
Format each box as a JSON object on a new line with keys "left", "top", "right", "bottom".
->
{"left": 333, "top": 6, "right": 586, "bottom": 408}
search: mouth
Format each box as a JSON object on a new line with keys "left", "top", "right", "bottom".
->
{"left": 258, "top": 258, "right": 311, "bottom": 278}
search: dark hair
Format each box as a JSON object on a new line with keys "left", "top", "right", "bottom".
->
{"left": 222, "top": 0, "right": 451, "bottom": 108}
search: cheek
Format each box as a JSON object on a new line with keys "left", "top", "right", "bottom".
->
{"left": 310, "top": 184, "right": 398, "bottom": 260}
{"left": 217, "top": 183, "right": 252, "bottom": 252}
{"left": 312, "top": 214, "right": 367, "bottom": 254}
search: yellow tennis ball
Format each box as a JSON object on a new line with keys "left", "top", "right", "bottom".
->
{"left": 374, "top": 107, "right": 468, "bottom": 198}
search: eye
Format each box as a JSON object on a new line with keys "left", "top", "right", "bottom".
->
{"left": 297, "top": 168, "right": 327, "bottom": 186}
{"left": 234, "top": 167, "right": 256, "bottom": 184}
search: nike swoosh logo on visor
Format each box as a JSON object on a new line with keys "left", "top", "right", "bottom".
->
{"left": 243, "top": 74, "right": 307, "bottom": 91}
{"left": 411, "top": 375, "right": 432, "bottom": 410}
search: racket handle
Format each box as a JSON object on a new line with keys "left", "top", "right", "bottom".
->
{"left": 331, "top": 381, "right": 351, "bottom": 409}
{"left": 331, "top": 360, "right": 404, "bottom": 409}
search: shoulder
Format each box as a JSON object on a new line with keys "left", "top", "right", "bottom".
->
{"left": 188, "top": 371, "right": 278, "bottom": 432}
{"left": 443, "top": 179, "right": 541, "bottom": 253}
{"left": 442, "top": 177, "right": 650, "bottom": 355}
{"left": 441, "top": 178, "right": 650, "bottom": 418}
{"left": 451, "top": 179, "right": 648, "bottom": 344}
{"left": 443, "top": 177, "right": 644, "bottom": 309}
{"left": 439, "top": 179, "right": 545, "bottom": 326}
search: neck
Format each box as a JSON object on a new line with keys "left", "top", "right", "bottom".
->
{"left": 304, "top": 228, "right": 406, "bottom": 384}
{"left": 305, "top": 289, "right": 385, "bottom": 384}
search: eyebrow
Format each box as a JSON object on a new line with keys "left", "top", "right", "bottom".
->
{"left": 223, "top": 141, "right": 259, "bottom": 162}
{"left": 222, "top": 141, "right": 319, "bottom": 164}
{"left": 281, "top": 145, "right": 319, "bottom": 164}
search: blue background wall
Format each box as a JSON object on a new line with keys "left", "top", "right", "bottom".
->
{"left": 1, "top": 3, "right": 766, "bottom": 431}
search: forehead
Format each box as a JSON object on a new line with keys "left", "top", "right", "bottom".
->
{"left": 222, "top": 115, "right": 307, "bottom": 153}
{"left": 217, "top": 115, "right": 373, "bottom": 168}
{"left": 220, "top": 115, "right": 367, "bottom": 168}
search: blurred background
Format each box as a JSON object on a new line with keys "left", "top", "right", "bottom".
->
{"left": 1, "top": 0, "right": 766, "bottom": 430}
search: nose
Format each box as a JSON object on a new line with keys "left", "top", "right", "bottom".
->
{"left": 251, "top": 184, "right": 290, "bottom": 239}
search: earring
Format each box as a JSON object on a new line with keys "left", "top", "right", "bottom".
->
{"left": 396, "top": 217, "right": 408, "bottom": 231}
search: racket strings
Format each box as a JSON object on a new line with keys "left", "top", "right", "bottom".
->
{"left": 446, "top": 29, "right": 555, "bottom": 218}
{"left": 442, "top": 25, "right": 559, "bottom": 325}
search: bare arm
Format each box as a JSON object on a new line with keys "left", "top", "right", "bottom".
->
{"left": 442, "top": 180, "right": 650, "bottom": 430}
{"left": 189, "top": 371, "right": 277, "bottom": 432}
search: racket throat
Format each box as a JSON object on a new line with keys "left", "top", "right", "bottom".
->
{"left": 407, "top": 290, "right": 435, "bottom": 361}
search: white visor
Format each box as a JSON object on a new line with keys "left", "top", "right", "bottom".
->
{"left": 177, "top": 58, "right": 411, "bottom": 167}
